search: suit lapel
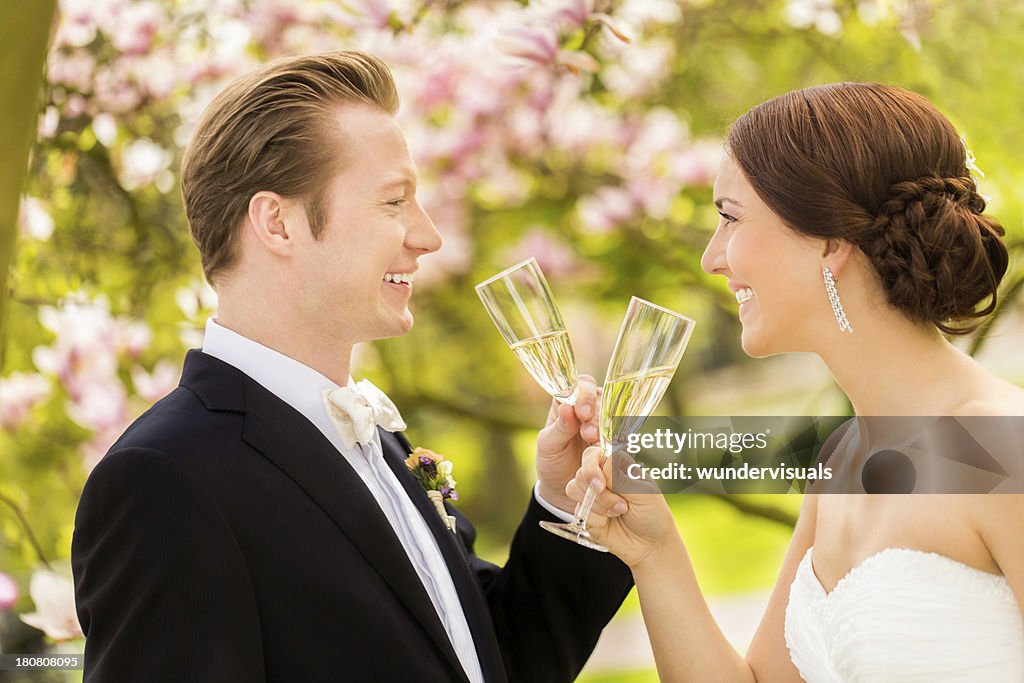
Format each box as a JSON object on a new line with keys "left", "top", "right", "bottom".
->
{"left": 180, "top": 351, "right": 469, "bottom": 683}
{"left": 381, "top": 431, "right": 508, "bottom": 683}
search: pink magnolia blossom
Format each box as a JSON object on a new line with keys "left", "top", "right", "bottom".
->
{"left": 617, "top": 0, "right": 683, "bottom": 26}
{"left": 576, "top": 186, "right": 638, "bottom": 233}
{"left": 67, "top": 378, "right": 128, "bottom": 433}
{"left": 33, "top": 298, "right": 120, "bottom": 396}
{"left": 671, "top": 140, "right": 724, "bottom": 187}
{"left": 474, "top": 157, "right": 531, "bottom": 206}
{"left": 546, "top": 89, "right": 620, "bottom": 157}
{"left": 242, "top": 0, "right": 318, "bottom": 54}
{"left": 47, "top": 50, "right": 96, "bottom": 92}
{"left": 339, "top": 0, "right": 398, "bottom": 31}
{"left": 532, "top": 0, "right": 593, "bottom": 28}
{"left": 0, "top": 373, "right": 51, "bottom": 430}
{"left": 493, "top": 24, "right": 560, "bottom": 68}
{"left": 503, "top": 229, "right": 579, "bottom": 278}
{"left": 93, "top": 64, "right": 144, "bottom": 114}
{"left": 80, "top": 425, "right": 127, "bottom": 473}
{"left": 18, "top": 197, "right": 55, "bottom": 241}
{"left": 601, "top": 37, "right": 674, "bottom": 99}
{"left": 54, "top": 4, "right": 98, "bottom": 49}
{"left": 118, "top": 138, "right": 172, "bottom": 190}
{"left": 37, "top": 106, "right": 60, "bottom": 140}
{"left": 116, "top": 321, "right": 152, "bottom": 358}
{"left": 30, "top": 297, "right": 145, "bottom": 467}
{"left": 20, "top": 570, "right": 84, "bottom": 642}
{"left": 0, "top": 572, "right": 17, "bottom": 610}
{"left": 131, "top": 360, "right": 180, "bottom": 404}
{"left": 110, "top": 0, "right": 164, "bottom": 55}
{"left": 175, "top": 280, "right": 219, "bottom": 320}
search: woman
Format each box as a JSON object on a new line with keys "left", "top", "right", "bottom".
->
{"left": 568, "top": 83, "right": 1024, "bottom": 681}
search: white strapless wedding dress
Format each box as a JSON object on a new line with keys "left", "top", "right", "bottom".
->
{"left": 785, "top": 547, "right": 1024, "bottom": 682}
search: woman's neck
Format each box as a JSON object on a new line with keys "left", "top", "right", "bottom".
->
{"left": 816, "top": 311, "right": 978, "bottom": 416}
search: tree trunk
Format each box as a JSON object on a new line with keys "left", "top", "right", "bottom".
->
{"left": 0, "top": 2, "right": 57, "bottom": 343}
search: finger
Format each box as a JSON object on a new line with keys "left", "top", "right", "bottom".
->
{"left": 565, "top": 468, "right": 629, "bottom": 516}
{"left": 573, "top": 374, "right": 597, "bottom": 423}
{"left": 545, "top": 398, "right": 559, "bottom": 427}
{"left": 537, "top": 402, "right": 581, "bottom": 453}
{"left": 580, "top": 445, "right": 604, "bottom": 487}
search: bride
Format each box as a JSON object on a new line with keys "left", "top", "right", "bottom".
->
{"left": 567, "top": 83, "right": 1024, "bottom": 681}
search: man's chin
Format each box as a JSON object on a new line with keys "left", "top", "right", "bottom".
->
{"left": 371, "top": 312, "right": 414, "bottom": 341}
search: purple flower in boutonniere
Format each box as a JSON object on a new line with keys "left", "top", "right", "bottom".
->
{"left": 406, "top": 447, "right": 458, "bottom": 500}
{"left": 406, "top": 447, "right": 459, "bottom": 533}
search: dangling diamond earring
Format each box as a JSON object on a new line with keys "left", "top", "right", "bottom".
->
{"left": 823, "top": 266, "right": 853, "bottom": 333}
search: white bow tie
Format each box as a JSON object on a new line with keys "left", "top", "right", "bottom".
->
{"left": 322, "top": 379, "right": 407, "bottom": 449}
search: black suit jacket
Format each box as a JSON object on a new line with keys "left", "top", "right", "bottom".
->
{"left": 71, "top": 350, "right": 633, "bottom": 682}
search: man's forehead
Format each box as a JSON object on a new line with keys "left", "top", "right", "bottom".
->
{"left": 376, "top": 165, "right": 418, "bottom": 191}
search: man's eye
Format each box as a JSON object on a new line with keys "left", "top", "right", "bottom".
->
{"left": 387, "top": 199, "right": 407, "bottom": 207}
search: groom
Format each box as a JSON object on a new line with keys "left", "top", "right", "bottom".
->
{"left": 70, "top": 51, "right": 632, "bottom": 682}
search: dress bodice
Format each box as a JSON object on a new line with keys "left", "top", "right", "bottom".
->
{"left": 785, "top": 546, "right": 1024, "bottom": 682}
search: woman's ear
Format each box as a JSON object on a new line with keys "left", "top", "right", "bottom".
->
{"left": 821, "top": 239, "right": 855, "bottom": 278}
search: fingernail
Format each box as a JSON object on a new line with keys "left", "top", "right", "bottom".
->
{"left": 612, "top": 502, "right": 627, "bottom": 515}
{"left": 580, "top": 404, "right": 593, "bottom": 419}
{"left": 589, "top": 477, "right": 605, "bottom": 493}
{"left": 558, "top": 416, "right": 569, "bottom": 429}
{"left": 584, "top": 426, "right": 598, "bottom": 441}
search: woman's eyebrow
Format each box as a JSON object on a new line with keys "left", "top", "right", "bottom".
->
{"left": 714, "top": 197, "right": 742, "bottom": 210}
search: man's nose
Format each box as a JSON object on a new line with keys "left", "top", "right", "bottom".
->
{"left": 406, "top": 200, "right": 443, "bottom": 254}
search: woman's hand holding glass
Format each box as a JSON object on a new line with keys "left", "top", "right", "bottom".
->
{"left": 564, "top": 445, "right": 680, "bottom": 569}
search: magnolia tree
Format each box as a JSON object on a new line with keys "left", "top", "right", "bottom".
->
{"left": 2, "top": 0, "right": 1020, "bottom": 657}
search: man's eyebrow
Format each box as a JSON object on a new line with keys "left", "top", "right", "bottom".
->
{"left": 714, "top": 197, "right": 742, "bottom": 210}
{"left": 377, "top": 169, "right": 417, "bottom": 193}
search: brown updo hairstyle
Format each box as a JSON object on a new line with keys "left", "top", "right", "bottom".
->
{"left": 726, "top": 83, "right": 1008, "bottom": 335}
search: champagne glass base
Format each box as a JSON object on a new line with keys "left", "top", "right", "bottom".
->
{"left": 538, "top": 520, "right": 609, "bottom": 552}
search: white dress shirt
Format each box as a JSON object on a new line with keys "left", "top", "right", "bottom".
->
{"left": 202, "top": 319, "right": 484, "bottom": 683}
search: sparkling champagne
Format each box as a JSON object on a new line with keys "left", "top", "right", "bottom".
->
{"left": 600, "top": 366, "right": 676, "bottom": 447}
{"left": 509, "top": 330, "right": 578, "bottom": 402}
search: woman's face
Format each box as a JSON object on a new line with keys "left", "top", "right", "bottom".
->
{"left": 701, "top": 155, "right": 827, "bottom": 357}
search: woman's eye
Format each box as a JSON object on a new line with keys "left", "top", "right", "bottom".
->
{"left": 718, "top": 210, "right": 737, "bottom": 224}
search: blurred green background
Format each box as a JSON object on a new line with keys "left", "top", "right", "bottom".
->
{"left": 2, "top": 0, "right": 1023, "bottom": 680}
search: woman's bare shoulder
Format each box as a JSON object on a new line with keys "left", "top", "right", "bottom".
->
{"left": 955, "top": 378, "right": 1024, "bottom": 416}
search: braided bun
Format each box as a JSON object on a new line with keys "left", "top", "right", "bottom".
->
{"left": 867, "top": 176, "right": 1007, "bottom": 334}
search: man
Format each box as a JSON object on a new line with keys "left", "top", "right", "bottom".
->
{"left": 71, "top": 51, "right": 633, "bottom": 682}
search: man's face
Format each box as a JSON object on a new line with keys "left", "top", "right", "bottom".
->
{"left": 286, "top": 105, "right": 442, "bottom": 347}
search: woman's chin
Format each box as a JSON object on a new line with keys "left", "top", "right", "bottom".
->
{"left": 740, "top": 326, "right": 777, "bottom": 359}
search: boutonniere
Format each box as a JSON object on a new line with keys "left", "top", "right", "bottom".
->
{"left": 406, "top": 447, "right": 458, "bottom": 533}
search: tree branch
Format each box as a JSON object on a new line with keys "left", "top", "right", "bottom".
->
{"left": 0, "top": 491, "right": 53, "bottom": 570}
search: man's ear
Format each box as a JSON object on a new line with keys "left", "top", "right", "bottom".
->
{"left": 246, "top": 191, "right": 292, "bottom": 256}
{"left": 821, "top": 239, "right": 855, "bottom": 278}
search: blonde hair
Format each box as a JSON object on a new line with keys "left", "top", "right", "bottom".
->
{"left": 180, "top": 51, "right": 399, "bottom": 284}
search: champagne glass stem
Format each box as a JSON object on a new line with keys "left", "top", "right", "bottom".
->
{"left": 573, "top": 446, "right": 608, "bottom": 529}
{"left": 574, "top": 487, "right": 598, "bottom": 530}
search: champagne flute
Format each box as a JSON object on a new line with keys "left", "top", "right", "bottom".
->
{"left": 476, "top": 258, "right": 579, "bottom": 405}
{"left": 539, "top": 297, "right": 695, "bottom": 552}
